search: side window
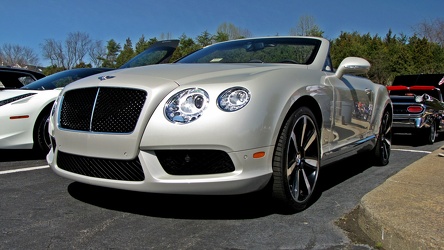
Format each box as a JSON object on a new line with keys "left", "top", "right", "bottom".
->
{"left": 323, "top": 54, "right": 333, "bottom": 72}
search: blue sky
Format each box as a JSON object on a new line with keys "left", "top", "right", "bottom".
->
{"left": 2, "top": 0, "right": 443, "bottom": 66}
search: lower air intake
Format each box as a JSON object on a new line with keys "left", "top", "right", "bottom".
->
{"left": 155, "top": 150, "right": 235, "bottom": 175}
{"left": 57, "top": 151, "right": 144, "bottom": 181}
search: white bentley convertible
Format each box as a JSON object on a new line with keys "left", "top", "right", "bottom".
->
{"left": 48, "top": 36, "right": 393, "bottom": 212}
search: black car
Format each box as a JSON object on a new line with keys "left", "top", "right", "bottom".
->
{"left": 0, "top": 66, "right": 46, "bottom": 89}
{"left": 388, "top": 74, "right": 444, "bottom": 144}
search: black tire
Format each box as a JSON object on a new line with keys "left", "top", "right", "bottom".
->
{"left": 425, "top": 120, "right": 436, "bottom": 145}
{"left": 34, "top": 112, "right": 51, "bottom": 155}
{"left": 272, "top": 107, "right": 320, "bottom": 212}
{"left": 371, "top": 110, "right": 392, "bottom": 166}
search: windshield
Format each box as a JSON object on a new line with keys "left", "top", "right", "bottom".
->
{"left": 119, "top": 40, "right": 179, "bottom": 69}
{"left": 120, "top": 46, "right": 177, "bottom": 69}
{"left": 21, "top": 68, "right": 111, "bottom": 90}
{"left": 177, "top": 37, "right": 321, "bottom": 64}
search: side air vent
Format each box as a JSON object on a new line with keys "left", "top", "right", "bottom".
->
{"left": 0, "top": 93, "right": 36, "bottom": 107}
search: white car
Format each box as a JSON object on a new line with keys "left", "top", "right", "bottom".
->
{"left": 0, "top": 40, "right": 179, "bottom": 155}
{"left": 48, "top": 36, "right": 393, "bottom": 212}
{"left": 0, "top": 68, "right": 113, "bottom": 153}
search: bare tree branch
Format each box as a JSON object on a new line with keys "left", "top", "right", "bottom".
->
{"left": 42, "top": 39, "right": 65, "bottom": 68}
{"left": 89, "top": 40, "right": 106, "bottom": 67}
{"left": 0, "top": 44, "right": 39, "bottom": 66}
{"left": 413, "top": 18, "right": 444, "bottom": 47}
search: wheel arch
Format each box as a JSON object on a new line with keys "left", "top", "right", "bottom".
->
{"left": 273, "top": 95, "right": 323, "bottom": 149}
{"left": 281, "top": 95, "right": 322, "bottom": 134}
{"left": 32, "top": 101, "right": 55, "bottom": 139}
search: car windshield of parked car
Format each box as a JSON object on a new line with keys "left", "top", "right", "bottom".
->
{"left": 176, "top": 37, "right": 321, "bottom": 64}
{"left": 20, "top": 69, "right": 108, "bottom": 90}
{"left": 119, "top": 46, "right": 177, "bottom": 69}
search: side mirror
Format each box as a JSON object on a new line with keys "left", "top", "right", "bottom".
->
{"left": 335, "top": 57, "right": 370, "bottom": 79}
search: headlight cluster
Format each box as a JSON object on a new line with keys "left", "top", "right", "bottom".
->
{"left": 164, "top": 88, "right": 209, "bottom": 124}
{"left": 217, "top": 87, "right": 250, "bottom": 112}
{"left": 164, "top": 87, "right": 251, "bottom": 124}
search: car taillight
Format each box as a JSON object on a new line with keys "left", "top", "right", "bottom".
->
{"left": 407, "top": 106, "right": 423, "bottom": 113}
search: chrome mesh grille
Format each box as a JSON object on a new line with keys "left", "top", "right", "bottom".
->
{"left": 60, "top": 87, "right": 147, "bottom": 133}
{"left": 57, "top": 151, "right": 145, "bottom": 181}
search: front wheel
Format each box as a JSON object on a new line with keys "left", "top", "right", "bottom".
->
{"left": 34, "top": 112, "right": 51, "bottom": 155}
{"left": 272, "top": 107, "right": 320, "bottom": 212}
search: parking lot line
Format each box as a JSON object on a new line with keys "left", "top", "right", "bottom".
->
{"left": 0, "top": 165, "right": 49, "bottom": 175}
{"left": 391, "top": 148, "right": 431, "bottom": 154}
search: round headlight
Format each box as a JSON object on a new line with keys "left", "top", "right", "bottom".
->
{"left": 164, "top": 88, "right": 209, "bottom": 124}
{"left": 217, "top": 87, "right": 251, "bottom": 112}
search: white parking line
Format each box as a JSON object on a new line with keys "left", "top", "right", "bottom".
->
{"left": 0, "top": 165, "right": 49, "bottom": 175}
{"left": 391, "top": 148, "right": 432, "bottom": 154}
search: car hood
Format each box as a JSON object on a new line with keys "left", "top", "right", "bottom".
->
{"left": 67, "top": 63, "right": 305, "bottom": 91}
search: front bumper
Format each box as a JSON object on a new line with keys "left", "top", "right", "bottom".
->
{"left": 47, "top": 145, "right": 273, "bottom": 195}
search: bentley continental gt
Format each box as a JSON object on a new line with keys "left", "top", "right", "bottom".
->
{"left": 48, "top": 36, "right": 393, "bottom": 212}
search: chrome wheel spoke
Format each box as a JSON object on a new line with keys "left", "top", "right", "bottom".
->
{"left": 290, "top": 130, "right": 299, "bottom": 154}
{"left": 287, "top": 161, "right": 297, "bottom": 177}
{"left": 304, "top": 158, "right": 318, "bottom": 170}
{"left": 300, "top": 167, "right": 311, "bottom": 196}
{"left": 291, "top": 169, "right": 300, "bottom": 199}
{"left": 304, "top": 131, "right": 317, "bottom": 152}
{"left": 299, "top": 116, "right": 307, "bottom": 147}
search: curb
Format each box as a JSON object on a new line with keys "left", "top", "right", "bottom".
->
{"left": 357, "top": 147, "right": 444, "bottom": 249}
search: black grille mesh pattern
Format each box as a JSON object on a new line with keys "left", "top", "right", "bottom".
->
{"left": 57, "top": 151, "right": 145, "bottom": 181}
{"left": 60, "top": 87, "right": 147, "bottom": 133}
{"left": 155, "top": 150, "right": 235, "bottom": 175}
{"left": 60, "top": 88, "right": 96, "bottom": 131}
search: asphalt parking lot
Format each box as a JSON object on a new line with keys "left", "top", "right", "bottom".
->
{"left": 1, "top": 135, "right": 443, "bottom": 249}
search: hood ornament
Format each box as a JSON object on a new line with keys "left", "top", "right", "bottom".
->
{"left": 98, "top": 75, "right": 115, "bottom": 81}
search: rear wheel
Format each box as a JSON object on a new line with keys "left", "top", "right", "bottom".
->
{"left": 371, "top": 110, "right": 392, "bottom": 166}
{"left": 425, "top": 120, "right": 436, "bottom": 144}
{"left": 272, "top": 107, "right": 320, "bottom": 212}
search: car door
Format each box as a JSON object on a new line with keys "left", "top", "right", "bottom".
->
{"left": 328, "top": 75, "right": 374, "bottom": 148}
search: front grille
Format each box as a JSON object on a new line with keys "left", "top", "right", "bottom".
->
{"left": 57, "top": 151, "right": 145, "bottom": 181}
{"left": 155, "top": 150, "right": 235, "bottom": 175}
{"left": 60, "top": 87, "right": 147, "bottom": 133}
